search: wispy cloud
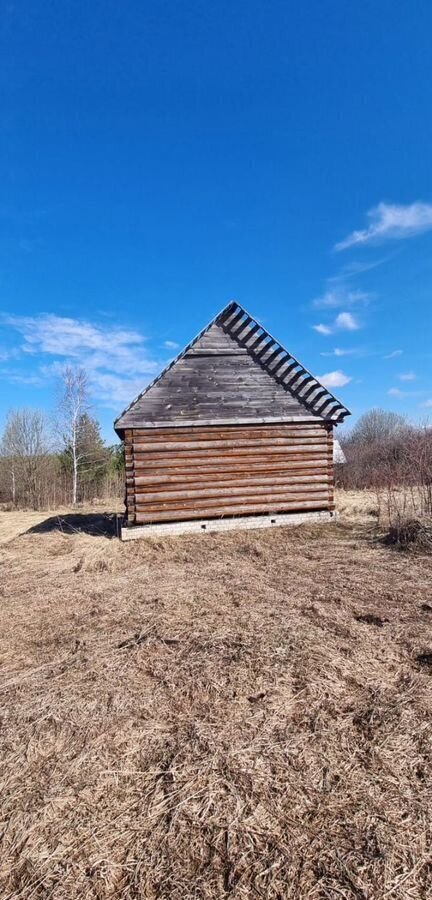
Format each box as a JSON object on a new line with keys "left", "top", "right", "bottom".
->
{"left": 2, "top": 313, "right": 162, "bottom": 408}
{"left": 312, "top": 288, "right": 370, "bottom": 309}
{"left": 313, "top": 311, "right": 360, "bottom": 336}
{"left": 4, "top": 314, "right": 153, "bottom": 372}
{"left": 399, "top": 372, "right": 416, "bottom": 382}
{"left": 317, "top": 370, "right": 352, "bottom": 388}
{"left": 329, "top": 257, "right": 390, "bottom": 279}
{"left": 422, "top": 399, "right": 432, "bottom": 408}
{"left": 313, "top": 323, "right": 333, "bottom": 336}
{"left": 388, "top": 387, "right": 424, "bottom": 399}
{"left": 320, "top": 347, "right": 363, "bottom": 358}
{"left": 0, "top": 347, "right": 21, "bottom": 363}
{"left": 83, "top": 373, "right": 152, "bottom": 405}
{"left": 384, "top": 349, "right": 403, "bottom": 360}
{"left": 163, "top": 340, "right": 180, "bottom": 350}
{"left": 335, "top": 312, "right": 360, "bottom": 331}
{"left": 0, "top": 368, "right": 44, "bottom": 386}
{"left": 335, "top": 201, "right": 432, "bottom": 251}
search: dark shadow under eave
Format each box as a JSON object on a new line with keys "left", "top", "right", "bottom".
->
{"left": 26, "top": 512, "right": 118, "bottom": 539}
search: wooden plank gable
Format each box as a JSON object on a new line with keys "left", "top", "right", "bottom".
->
{"left": 115, "top": 302, "right": 350, "bottom": 432}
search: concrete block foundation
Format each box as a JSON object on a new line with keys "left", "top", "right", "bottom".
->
{"left": 121, "top": 510, "right": 336, "bottom": 540}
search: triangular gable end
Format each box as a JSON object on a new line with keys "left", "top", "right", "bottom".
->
{"left": 115, "top": 302, "right": 351, "bottom": 433}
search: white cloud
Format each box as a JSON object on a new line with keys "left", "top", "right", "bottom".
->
{"left": 0, "top": 369, "right": 44, "bottom": 386}
{"left": 336, "top": 201, "right": 432, "bottom": 251}
{"left": 0, "top": 347, "right": 20, "bottom": 362}
{"left": 330, "top": 257, "right": 389, "bottom": 278}
{"left": 313, "top": 311, "right": 360, "bottom": 336}
{"left": 164, "top": 340, "right": 180, "bottom": 350}
{"left": 313, "top": 323, "right": 333, "bottom": 335}
{"left": 2, "top": 313, "right": 162, "bottom": 409}
{"left": 388, "top": 387, "right": 423, "bottom": 399}
{"left": 87, "top": 373, "right": 152, "bottom": 405}
{"left": 313, "top": 288, "right": 370, "bottom": 309}
{"left": 422, "top": 399, "right": 432, "bottom": 408}
{"left": 4, "top": 313, "right": 156, "bottom": 373}
{"left": 335, "top": 312, "right": 360, "bottom": 331}
{"left": 399, "top": 372, "right": 416, "bottom": 382}
{"left": 384, "top": 349, "right": 403, "bottom": 359}
{"left": 317, "top": 370, "right": 352, "bottom": 388}
{"left": 320, "top": 347, "right": 361, "bottom": 357}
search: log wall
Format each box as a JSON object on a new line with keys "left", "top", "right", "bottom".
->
{"left": 124, "top": 422, "right": 334, "bottom": 525}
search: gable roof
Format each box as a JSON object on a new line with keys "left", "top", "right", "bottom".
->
{"left": 115, "top": 301, "right": 351, "bottom": 433}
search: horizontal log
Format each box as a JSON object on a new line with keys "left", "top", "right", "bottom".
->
{"left": 131, "top": 458, "right": 332, "bottom": 475}
{"left": 130, "top": 476, "right": 331, "bottom": 493}
{"left": 127, "top": 466, "right": 334, "bottom": 490}
{"left": 131, "top": 436, "right": 329, "bottom": 453}
{"left": 130, "top": 450, "right": 331, "bottom": 468}
{"left": 131, "top": 445, "right": 330, "bottom": 463}
{"left": 134, "top": 490, "right": 329, "bottom": 513}
{"left": 135, "top": 498, "right": 329, "bottom": 523}
{"left": 134, "top": 490, "right": 330, "bottom": 510}
{"left": 131, "top": 425, "right": 327, "bottom": 441}
{"left": 131, "top": 427, "right": 328, "bottom": 441}
{"left": 133, "top": 471, "right": 331, "bottom": 487}
{"left": 133, "top": 482, "right": 330, "bottom": 502}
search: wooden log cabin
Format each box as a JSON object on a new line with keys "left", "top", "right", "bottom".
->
{"left": 114, "top": 302, "right": 350, "bottom": 538}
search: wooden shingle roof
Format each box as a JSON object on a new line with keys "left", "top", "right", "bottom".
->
{"left": 115, "top": 302, "right": 351, "bottom": 433}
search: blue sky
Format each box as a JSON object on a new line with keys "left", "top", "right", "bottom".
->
{"left": 1, "top": 0, "right": 432, "bottom": 441}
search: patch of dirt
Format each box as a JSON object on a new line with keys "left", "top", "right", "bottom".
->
{"left": 355, "top": 613, "right": 388, "bottom": 627}
{"left": 415, "top": 651, "right": 432, "bottom": 671}
{"left": 0, "top": 502, "right": 431, "bottom": 898}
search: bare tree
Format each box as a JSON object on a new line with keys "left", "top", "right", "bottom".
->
{"left": 58, "top": 367, "right": 90, "bottom": 505}
{"left": 0, "top": 409, "right": 50, "bottom": 507}
{"left": 350, "top": 409, "right": 408, "bottom": 443}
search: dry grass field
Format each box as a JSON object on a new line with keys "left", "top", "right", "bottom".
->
{"left": 1, "top": 492, "right": 432, "bottom": 899}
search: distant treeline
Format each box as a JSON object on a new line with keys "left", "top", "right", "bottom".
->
{"left": 0, "top": 367, "right": 124, "bottom": 510}
{"left": 2, "top": 382, "right": 431, "bottom": 517}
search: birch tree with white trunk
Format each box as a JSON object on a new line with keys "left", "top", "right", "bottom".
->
{"left": 58, "top": 367, "right": 90, "bottom": 506}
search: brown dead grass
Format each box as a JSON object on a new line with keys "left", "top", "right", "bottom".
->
{"left": 1, "top": 500, "right": 432, "bottom": 898}
{"left": 335, "top": 488, "right": 379, "bottom": 523}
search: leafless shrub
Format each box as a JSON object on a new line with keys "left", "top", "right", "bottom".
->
{"left": 383, "top": 518, "right": 432, "bottom": 552}
{"left": 338, "top": 410, "right": 432, "bottom": 538}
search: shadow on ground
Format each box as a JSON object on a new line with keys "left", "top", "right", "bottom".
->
{"left": 27, "top": 512, "right": 120, "bottom": 538}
